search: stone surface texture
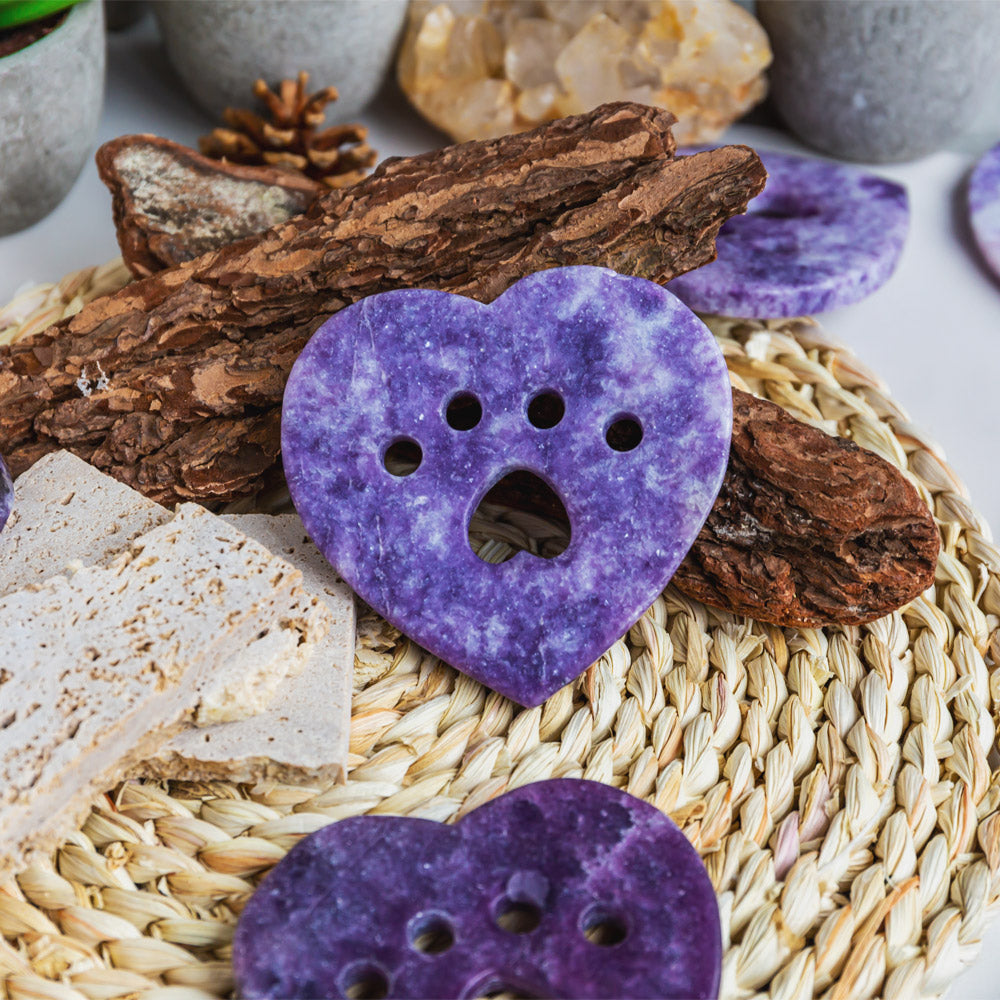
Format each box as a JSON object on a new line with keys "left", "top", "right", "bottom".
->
{"left": 0, "top": 453, "right": 330, "bottom": 728}
{"left": 138, "top": 513, "right": 356, "bottom": 785}
{"left": 397, "top": 0, "right": 770, "bottom": 144}
{"left": 0, "top": 505, "right": 322, "bottom": 880}
{"left": 283, "top": 267, "right": 731, "bottom": 708}
{"left": 969, "top": 141, "right": 1000, "bottom": 283}
{"left": 757, "top": 0, "right": 1000, "bottom": 163}
{"left": 0, "top": 0, "right": 105, "bottom": 235}
{"left": 234, "top": 779, "right": 722, "bottom": 1000}
{"left": 670, "top": 149, "right": 909, "bottom": 317}
{"left": 154, "top": 0, "right": 407, "bottom": 120}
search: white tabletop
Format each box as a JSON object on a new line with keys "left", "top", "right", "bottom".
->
{"left": 2, "top": 14, "right": 1000, "bottom": 998}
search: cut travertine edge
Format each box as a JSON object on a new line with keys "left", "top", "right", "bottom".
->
{"left": 0, "top": 505, "right": 326, "bottom": 879}
{"left": 134, "top": 514, "right": 355, "bottom": 784}
{"left": 0, "top": 452, "right": 329, "bottom": 725}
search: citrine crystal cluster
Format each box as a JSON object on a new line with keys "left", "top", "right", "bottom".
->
{"left": 398, "top": 0, "right": 772, "bottom": 144}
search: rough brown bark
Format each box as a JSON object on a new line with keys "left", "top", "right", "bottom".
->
{"left": 96, "top": 134, "right": 323, "bottom": 278}
{"left": 673, "top": 389, "right": 940, "bottom": 627}
{"left": 0, "top": 102, "right": 765, "bottom": 504}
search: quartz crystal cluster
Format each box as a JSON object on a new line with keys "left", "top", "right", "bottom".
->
{"left": 398, "top": 0, "right": 771, "bottom": 144}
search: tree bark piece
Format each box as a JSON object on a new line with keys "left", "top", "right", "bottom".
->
{"left": 96, "top": 134, "right": 323, "bottom": 278}
{"left": 0, "top": 102, "right": 765, "bottom": 504}
{"left": 673, "top": 389, "right": 940, "bottom": 627}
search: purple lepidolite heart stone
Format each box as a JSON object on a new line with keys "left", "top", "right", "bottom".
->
{"left": 233, "top": 779, "right": 722, "bottom": 1000}
{"left": 282, "top": 266, "right": 731, "bottom": 707}
{"left": 669, "top": 149, "right": 909, "bottom": 317}
{"left": 969, "top": 141, "right": 1000, "bottom": 283}
{"left": 0, "top": 454, "right": 11, "bottom": 534}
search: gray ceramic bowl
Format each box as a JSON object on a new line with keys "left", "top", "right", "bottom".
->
{"left": 0, "top": 0, "right": 106, "bottom": 235}
{"left": 758, "top": 0, "right": 1000, "bottom": 163}
{"left": 153, "top": 0, "right": 408, "bottom": 121}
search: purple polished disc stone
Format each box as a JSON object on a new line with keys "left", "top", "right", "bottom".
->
{"left": 282, "top": 266, "right": 732, "bottom": 707}
{"left": 0, "top": 454, "right": 11, "bottom": 534}
{"left": 669, "top": 149, "right": 909, "bottom": 317}
{"left": 233, "top": 779, "right": 722, "bottom": 1000}
{"left": 969, "top": 141, "right": 1000, "bottom": 282}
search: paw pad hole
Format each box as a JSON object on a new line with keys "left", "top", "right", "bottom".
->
{"left": 605, "top": 415, "right": 643, "bottom": 452}
{"left": 469, "top": 471, "right": 571, "bottom": 564}
{"left": 340, "top": 962, "right": 389, "bottom": 1000}
{"left": 446, "top": 391, "right": 483, "bottom": 430}
{"left": 383, "top": 437, "right": 422, "bottom": 476}
{"left": 581, "top": 906, "right": 628, "bottom": 947}
{"left": 408, "top": 913, "right": 455, "bottom": 954}
{"left": 494, "top": 897, "right": 542, "bottom": 935}
{"left": 527, "top": 390, "right": 564, "bottom": 429}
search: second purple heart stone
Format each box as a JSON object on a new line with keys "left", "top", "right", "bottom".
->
{"left": 282, "top": 266, "right": 732, "bottom": 706}
{"left": 234, "top": 779, "right": 722, "bottom": 999}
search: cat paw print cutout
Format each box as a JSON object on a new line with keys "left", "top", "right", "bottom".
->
{"left": 282, "top": 266, "right": 732, "bottom": 706}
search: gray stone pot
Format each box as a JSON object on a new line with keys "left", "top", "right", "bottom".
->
{"left": 153, "top": 0, "right": 408, "bottom": 121}
{"left": 757, "top": 0, "right": 1000, "bottom": 163}
{"left": 0, "top": 0, "right": 105, "bottom": 235}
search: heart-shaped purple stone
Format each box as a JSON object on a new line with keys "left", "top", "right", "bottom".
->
{"left": 282, "top": 266, "right": 731, "bottom": 706}
{"left": 233, "top": 779, "right": 722, "bottom": 1000}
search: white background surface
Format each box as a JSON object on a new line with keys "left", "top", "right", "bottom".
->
{"left": 2, "top": 12, "right": 1000, "bottom": 998}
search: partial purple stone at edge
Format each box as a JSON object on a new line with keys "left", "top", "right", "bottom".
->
{"left": 233, "top": 779, "right": 723, "bottom": 1000}
{"left": 281, "top": 266, "right": 732, "bottom": 707}
{"left": 0, "top": 454, "right": 12, "bottom": 534}
{"left": 969, "top": 141, "right": 1000, "bottom": 283}
{"left": 669, "top": 148, "right": 910, "bottom": 318}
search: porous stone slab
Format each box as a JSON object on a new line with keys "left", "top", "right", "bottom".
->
{"left": 0, "top": 505, "right": 321, "bottom": 879}
{"left": 669, "top": 149, "right": 908, "bottom": 317}
{"left": 970, "top": 141, "right": 1000, "bottom": 282}
{"left": 0, "top": 452, "right": 328, "bottom": 725}
{"left": 234, "top": 779, "right": 721, "bottom": 999}
{"left": 137, "top": 513, "right": 355, "bottom": 784}
{"left": 282, "top": 266, "right": 732, "bottom": 707}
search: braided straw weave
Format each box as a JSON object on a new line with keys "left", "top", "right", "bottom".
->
{"left": 2, "top": 260, "right": 1000, "bottom": 1000}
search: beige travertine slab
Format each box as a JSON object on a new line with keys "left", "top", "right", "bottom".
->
{"left": 0, "top": 505, "right": 326, "bottom": 879}
{"left": 138, "top": 513, "right": 356, "bottom": 784}
{"left": 0, "top": 451, "right": 170, "bottom": 597}
{"left": 0, "top": 452, "right": 328, "bottom": 725}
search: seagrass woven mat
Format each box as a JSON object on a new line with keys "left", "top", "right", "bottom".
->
{"left": 3, "top": 259, "right": 1000, "bottom": 1000}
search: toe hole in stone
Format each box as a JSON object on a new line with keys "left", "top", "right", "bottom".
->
{"left": 749, "top": 195, "right": 822, "bottom": 220}
{"left": 605, "top": 415, "right": 643, "bottom": 452}
{"left": 383, "top": 437, "right": 422, "bottom": 476}
{"left": 468, "top": 471, "right": 571, "bottom": 564}
{"left": 340, "top": 962, "right": 389, "bottom": 1000}
{"left": 447, "top": 391, "right": 483, "bottom": 430}
{"left": 408, "top": 912, "right": 455, "bottom": 954}
{"left": 527, "top": 390, "right": 564, "bottom": 429}
{"left": 494, "top": 898, "right": 542, "bottom": 935}
{"left": 581, "top": 905, "right": 628, "bottom": 947}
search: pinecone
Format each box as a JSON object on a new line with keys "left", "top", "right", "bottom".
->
{"left": 199, "top": 71, "right": 377, "bottom": 189}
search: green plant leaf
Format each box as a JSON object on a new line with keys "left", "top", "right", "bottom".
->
{"left": 0, "top": 0, "right": 81, "bottom": 31}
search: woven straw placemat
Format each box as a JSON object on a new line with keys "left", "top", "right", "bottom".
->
{"left": 2, "top": 260, "right": 999, "bottom": 1000}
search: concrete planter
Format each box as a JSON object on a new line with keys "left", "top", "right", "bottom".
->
{"left": 757, "top": 0, "right": 1000, "bottom": 163}
{"left": 153, "top": 0, "right": 408, "bottom": 122}
{"left": 0, "top": 0, "right": 106, "bottom": 235}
